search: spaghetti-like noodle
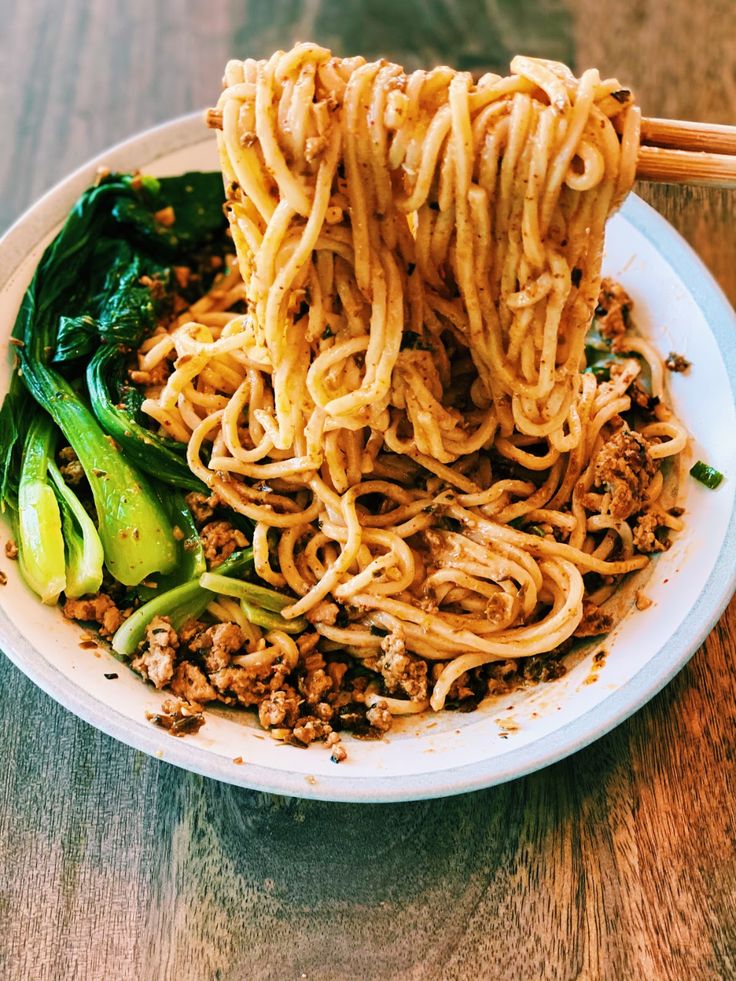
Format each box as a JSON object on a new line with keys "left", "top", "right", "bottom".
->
{"left": 136, "top": 47, "right": 686, "bottom": 730}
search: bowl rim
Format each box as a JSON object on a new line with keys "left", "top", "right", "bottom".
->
{"left": 1, "top": 112, "right": 735, "bottom": 802}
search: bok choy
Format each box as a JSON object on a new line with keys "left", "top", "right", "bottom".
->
{"left": 17, "top": 414, "right": 66, "bottom": 604}
{"left": 0, "top": 170, "right": 229, "bottom": 595}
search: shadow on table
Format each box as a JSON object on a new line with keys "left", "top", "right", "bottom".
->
{"left": 138, "top": 703, "right": 650, "bottom": 980}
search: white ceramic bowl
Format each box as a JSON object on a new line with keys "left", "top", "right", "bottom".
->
{"left": 1, "top": 114, "right": 735, "bottom": 802}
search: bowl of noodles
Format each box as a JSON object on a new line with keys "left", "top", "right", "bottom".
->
{"left": 0, "top": 50, "right": 735, "bottom": 801}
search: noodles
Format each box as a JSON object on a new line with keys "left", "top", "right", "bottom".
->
{"left": 136, "top": 46, "right": 686, "bottom": 725}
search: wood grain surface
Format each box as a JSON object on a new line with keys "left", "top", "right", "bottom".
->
{"left": 0, "top": 1, "right": 734, "bottom": 979}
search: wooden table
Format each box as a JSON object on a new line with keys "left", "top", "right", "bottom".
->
{"left": 1, "top": 2, "right": 734, "bottom": 978}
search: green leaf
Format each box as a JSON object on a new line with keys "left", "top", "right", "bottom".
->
{"left": 0, "top": 170, "right": 228, "bottom": 586}
{"left": 111, "top": 171, "right": 228, "bottom": 254}
{"left": 0, "top": 373, "right": 33, "bottom": 508}
{"left": 86, "top": 343, "right": 205, "bottom": 492}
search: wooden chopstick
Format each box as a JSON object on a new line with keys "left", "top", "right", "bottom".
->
{"left": 640, "top": 117, "right": 736, "bottom": 155}
{"left": 637, "top": 116, "right": 736, "bottom": 188}
{"left": 204, "top": 107, "right": 736, "bottom": 188}
{"left": 636, "top": 145, "right": 736, "bottom": 188}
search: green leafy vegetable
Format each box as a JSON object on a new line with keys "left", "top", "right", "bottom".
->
{"left": 0, "top": 170, "right": 229, "bottom": 587}
{"left": 53, "top": 246, "right": 166, "bottom": 362}
{"left": 690, "top": 460, "right": 724, "bottom": 489}
{"left": 0, "top": 374, "right": 34, "bottom": 508}
{"left": 23, "top": 372, "right": 177, "bottom": 585}
{"left": 112, "top": 172, "right": 230, "bottom": 253}
{"left": 160, "top": 489, "right": 206, "bottom": 583}
{"left": 87, "top": 344, "right": 204, "bottom": 492}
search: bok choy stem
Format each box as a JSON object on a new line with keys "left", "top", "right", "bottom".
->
{"left": 198, "top": 573, "right": 309, "bottom": 633}
{"left": 112, "top": 549, "right": 254, "bottom": 657}
{"left": 48, "top": 459, "right": 104, "bottom": 598}
{"left": 24, "top": 370, "right": 177, "bottom": 586}
{"left": 18, "top": 415, "right": 66, "bottom": 604}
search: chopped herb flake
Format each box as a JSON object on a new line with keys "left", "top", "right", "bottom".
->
{"left": 690, "top": 460, "right": 724, "bottom": 489}
{"left": 584, "top": 363, "right": 611, "bottom": 381}
{"left": 401, "top": 331, "right": 431, "bottom": 351}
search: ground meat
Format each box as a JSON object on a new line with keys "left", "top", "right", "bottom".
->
{"left": 4, "top": 540, "right": 18, "bottom": 560}
{"left": 131, "top": 615, "right": 179, "bottom": 688}
{"left": 58, "top": 446, "right": 85, "bottom": 487}
{"left": 187, "top": 621, "right": 244, "bottom": 672}
{"left": 665, "top": 352, "right": 691, "bottom": 373}
{"left": 593, "top": 428, "right": 657, "bottom": 519}
{"left": 633, "top": 511, "right": 669, "bottom": 553}
{"left": 485, "top": 660, "right": 520, "bottom": 695}
{"left": 210, "top": 666, "right": 271, "bottom": 706}
{"left": 63, "top": 593, "right": 124, "bottom": 637}
{"left": 305, "top": 134, "right": 328, "bottom": 164}
{"left": 635, "top": 589, "right": 654, "bottom": 611}
{"left": 258, "top": 687, "right": 301, "bottom": 728}
{"left": 485, "top": 592, "right": 512, "bottom": 625}
{"left": 315, "top": 702, "right": 333, "bottom": 721}
{"left": 445, "top": 671, "right": 475, "bottom": 704}
{"left": 172, "top": 265, "right": 192, "bottom": 290}
{"left": 291, "top": 716, "right": 333, "bottom": 745}
{"left": 153, "top": 206, "right": 176, "bottom": 227}
{"left": 146, "top": 697, "right": 206, "bottom": 737}
{"left": 178, "top": 618, "right": 207, "bottom": 647}
{"left": 199, "top": 520, "right": 249, "bottom": 567}
{"left": 305, "top": 601, "right": 341, "bottom": 626}
{"left": 365, "top": 700, "right": 393, "bottom": 734}
{"left": 574, "top": 602, "right": 614, "bottom": 638}
{"left": 627, "top": 380, "right": 660, "bottom": 415}
{"left": 519, "top": 643, "right": 570, "bottom": 683}
{"left": 299, "top": 667, "right": 333, "bottom": 705}
{"left": 596, "top": 278, "right": 633, "bottom": 342}
{"left": 326, "top": 660, "right": 349, "bottom": 690}
{"left": 377, "top": 635, "right": 428, "bottom": 701}
{"left": 129, "top": 361, "right": 170, "bottom": 386}
{"left": 169, "top": 661, "right": 217, "bottom": 703}
{"left": 296, "top": 631, "right": 321, "bottom": 657}
{"left": 184, "top": 491, "right": 219, "bottom": 526}
{"left": 148, "top": 360, "right": 171, "bottom": 386}
{"left": 441, "top": 666, "right": 487, "bottom": 711}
